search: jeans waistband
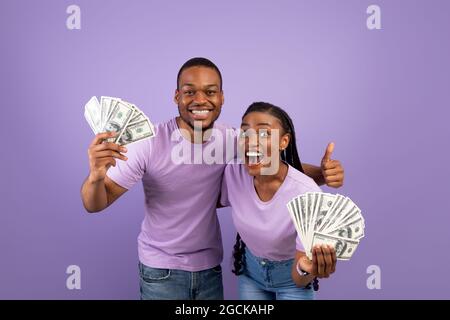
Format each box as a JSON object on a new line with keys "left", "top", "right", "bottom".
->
{"left": 244, "top": 247, "right": 294, "bottom": 267}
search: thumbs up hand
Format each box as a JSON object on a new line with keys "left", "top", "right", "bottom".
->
{"left": 321, "top": 142, "right": 344, "bottom": 188}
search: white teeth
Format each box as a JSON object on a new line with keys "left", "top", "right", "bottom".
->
{"left": 246, "top": 151, "right": 263, "bottom": 157}
{"left": 191, "top": 110, "right": 210, "bottom": 114}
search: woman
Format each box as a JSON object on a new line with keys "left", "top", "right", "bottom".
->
{"left": 220, "top": 102, "right": 337, "bottom": 300}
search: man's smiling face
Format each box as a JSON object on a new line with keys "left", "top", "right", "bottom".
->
{"left": 174, "top": 66, "right": 224, "bottom": 131}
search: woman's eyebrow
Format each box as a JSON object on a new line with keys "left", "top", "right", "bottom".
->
{"left": 240, "top": 123, "right": 272, "bottom": 127}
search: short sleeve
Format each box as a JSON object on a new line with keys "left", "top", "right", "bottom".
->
{"left": 106, "top": 139, "right": 150, "bottom": 190}
{"left": 312, "top": 184, "right": 322, "bottom": 193}
{"left": 219, "top": 166, "right": 231, "bottom": 207}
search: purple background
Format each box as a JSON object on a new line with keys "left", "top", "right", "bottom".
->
{"left": 1, "top": 0, "right": 449, "bottom": 299}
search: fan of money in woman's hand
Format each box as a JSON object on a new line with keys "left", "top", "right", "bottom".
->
{"left": 84, "top": 96, "right": 155, "bottom": 146}
{"left": 287, "top": 192, "right": 365, "bottom": 261}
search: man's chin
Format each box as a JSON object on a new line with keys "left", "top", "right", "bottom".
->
{"left": 190, "top": 118, "right": 215, "bottom": 131}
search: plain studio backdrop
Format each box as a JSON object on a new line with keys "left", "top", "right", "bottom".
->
{"left": 0, "top": 0, "right": 449, "bottom": 299}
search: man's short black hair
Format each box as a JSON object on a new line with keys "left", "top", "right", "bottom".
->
{"left": 177, "top": 57, "right": 223, "bottom": 90}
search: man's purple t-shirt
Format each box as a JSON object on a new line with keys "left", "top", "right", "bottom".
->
{"left": 220, "top": 163, "right": 322, "bottom": 261}
{"left": 107, "top": 118, "right": 235, "bottom": 272}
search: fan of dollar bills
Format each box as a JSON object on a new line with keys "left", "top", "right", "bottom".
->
{"left": 84, "top": 96, "right": 155, "bottom": 145}
{"left": 287, "top": 192, "right": 365, "bottom": 261}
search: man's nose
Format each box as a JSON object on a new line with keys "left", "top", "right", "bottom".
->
{"left": 193, "top": 91, "right": 207, "bottom": 104}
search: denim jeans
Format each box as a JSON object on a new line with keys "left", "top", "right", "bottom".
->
{"left": 138, "top": 262, "right": 224, "bottom": 300}
{"left": 238, "top": 248, "right": 315, "bottom": 300}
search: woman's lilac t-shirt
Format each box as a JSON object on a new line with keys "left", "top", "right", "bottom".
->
{"left": 220, "top": 163, "right": 322, "bottom": 261}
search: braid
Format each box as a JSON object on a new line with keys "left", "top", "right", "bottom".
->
{"left": 232, "top": 233, "right": 246, "bottom": 275}
{"left": 279, "top": 109, "right": 304, "bottom": 173}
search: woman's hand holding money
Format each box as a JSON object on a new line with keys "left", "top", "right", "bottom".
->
{"left": 298, "top": 245, "right": 337, "bottom": 279}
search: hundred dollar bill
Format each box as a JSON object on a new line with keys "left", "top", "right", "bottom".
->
{"left": 310, "top": 193, "right": 336, "bottom": 250}
{"left": 102, "top": 100, "right": 135, "bottom": 142}
{"left": 321, "top": 196, "right": 352, "bottom": 233}
{"left": 287, "top": 200, "right": 305, "bottom": 248}
{"left": 317, "top": 194, "right": 346, "bottom": 232}
{"left": 299, "top": 195, "right": 307, "bottom": 248}
{"left": 328, "top": 217, "right": 365, "bottom": 240}
{"left": 338, "top": 205, "right": 364, "bottom": 229}
{"left": 117, "top": 119, "right": 155, "bottom": 145}
{"left": 336, "top": 207, "right": 363, "bottom": 229}
{"left": 293, "top": 197, "right": 304, "bottom": 241}
{"left": 306, "top": 193, "right": 314, "bottom": 246}
{"left": 312, "top": 231, "right": 360, "bottom": 260}
{"left": 100, "top": 96, "right": 120, "bottom": 128}
{"left": 307, "top": 193, "right": 320, "bottom": 252}
{"left": 85, "top": 96, "right": 157, "bottom": 146}
{"left": 128, "top": 111, "right": 146, "bottom": 124}
{"left": 84, "top": 96, "right": 102, "bottom": 133}
{"left": 287, "top": 192, "right": 364, "bottom": 261}
{"left": 313, "top": 193, "right": 336, "bottom": 232}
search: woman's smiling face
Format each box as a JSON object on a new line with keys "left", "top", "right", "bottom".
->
{"left": 239, "top": 111, "right": 290, "bottom": 176}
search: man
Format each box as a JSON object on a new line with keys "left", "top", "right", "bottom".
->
{"left": 81, "top": 57, "right": 344, "bottom": 300}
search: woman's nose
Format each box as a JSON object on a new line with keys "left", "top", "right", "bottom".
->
{"left": 247, "top": 136, "right": 259, "bottom": 148}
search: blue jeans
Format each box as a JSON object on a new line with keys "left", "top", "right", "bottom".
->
{"left": 138, "top": 262, "right": 224, "bottom": 300}
{"left": 238, "top": 248, "right": 315, "bottom": 300}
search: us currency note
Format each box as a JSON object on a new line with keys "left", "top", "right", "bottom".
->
{"left": 312, "top": 231, "right": 360, "bottom": 260}
{"left": 84, "top": 96, "right": 102, "bottom": 133}
{"left": 116, "top": 119, "right": 155, "bottom": 145}
{"left": 128, "top": 111, "right": 146, "bottom": 124}
{"left": 328, "top": 217, "right": 365, "bottom": 240}
{"left": 102, "top": 100, "right": 135, "bottom": 142}
{"left": 317, "top": 194, "right": 346, "bottom": 232}
{"left": 287, "top": 201, "right": 306, "bottom": 247}
{"left": 313, "top": 193, "right": 336, "bottom": 231}
{"left": 322, "top": 197, "right": 352, "bottom": 233}
{"left": 294, "top": 197, "right": 305, "bottom": 242}
{"left": 299, "top": 196, "right": 307, "bottom": 242}
{"left": 287, "top": 192, "right": 364, "bottom": 261}
{"left": 100, "top": 96, "right": 120, "bottom": 127}
{"left": 307, "top": 193, "right": 320, "bottom": 252}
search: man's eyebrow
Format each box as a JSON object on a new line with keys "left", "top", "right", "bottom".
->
{"left": 181, "top": 84, "right": 219, "bottom": 89}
